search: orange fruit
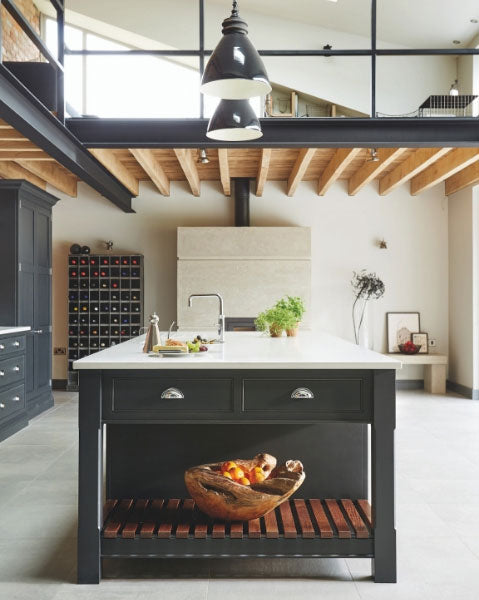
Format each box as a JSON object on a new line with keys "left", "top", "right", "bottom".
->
{"left": 222, "top": 461, "right": 237, "bottom": 472}
{"left": 222, "top": 470, "right": 232, "bottom": 479}
{"left": 249, "top": 470, "right": 266, "bottom": 484}
{"left": 238, "top": 477, "right": 250, "bottom": 486}
{"left": 229, "top": 466, "right": 245, "bottom": 480}
{"left": 252, "top": 466, "right": 264, "bottom": 474}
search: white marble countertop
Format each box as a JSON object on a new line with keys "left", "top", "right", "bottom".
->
{"left": 74, "top": 331, "right": 402, "bottom": 371}
{"left": 0, "top": 326, "right": 30, "bottom": 336}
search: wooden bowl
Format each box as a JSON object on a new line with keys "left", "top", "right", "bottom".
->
{"left": 184, "top": 453, "right": 305, "bottom": 521}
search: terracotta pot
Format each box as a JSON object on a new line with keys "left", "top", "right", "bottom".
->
{"left": 185, "top": 453, "right": 305, "bottom": 521}
{"left": 269, "top": 324, "right": 283, "bottom": 337}
{"left": 286, "top": 324, "right": 299, "bottom": 337}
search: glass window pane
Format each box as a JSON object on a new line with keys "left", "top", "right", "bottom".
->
{"left": 66, "top": 0, "right": 198, "bottom": 49}
{"left": 85, "top": 55, "right": 200, "bottom": 117}
{"left": 65, "top": 56, "right": 84, "bottom": 116}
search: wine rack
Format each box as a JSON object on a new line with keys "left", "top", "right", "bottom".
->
{"left": 67, "top": 253, "right": 144, "bottom": 390}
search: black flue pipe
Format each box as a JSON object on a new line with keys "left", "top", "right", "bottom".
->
{"left": 234, "top": 178, "right": 250, "bottom": 226}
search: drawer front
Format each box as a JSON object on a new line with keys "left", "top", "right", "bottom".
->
{"left": 0, "top": 384, "right": 25, "bottom": 421}
{"left": 242, "top": 377, "right": 366, "bottom": 417}
{"left": 0, "top": 356, "right": 25, "bottom": 388}
{"left": 0, "top": 335, "right": 25, "bottom": 358}
{"left": 109, "top": 376, "right": 234, "bottom": 418}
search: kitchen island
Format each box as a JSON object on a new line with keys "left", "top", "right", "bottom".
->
{"left": 75, "top": 331, "right": 400, "bottom": 584}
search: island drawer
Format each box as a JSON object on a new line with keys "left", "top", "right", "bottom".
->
{"left": 242, "top": 376, "right": 368, "bottom": 418}
{"left": 0, "top": 355, "right": 25, "bottom": 389}
{"left": 105, "top": 375, "right": 234, "bottom": 419}
{"left": 0, "top": 384, "right": 25, "bottom": 421}
{"left": 0, "top": 335, "right": 25, "bottom": 358}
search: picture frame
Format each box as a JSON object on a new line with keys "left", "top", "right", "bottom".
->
{"left": 386, "top": 312, "right": 421, "bottom": 353}
{"left": 411, "top": 332, "right": 429, "bottom": 354}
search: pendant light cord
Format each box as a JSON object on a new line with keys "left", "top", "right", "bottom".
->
{"left": 232, "top": 0, "right": 239, "bottom": 17}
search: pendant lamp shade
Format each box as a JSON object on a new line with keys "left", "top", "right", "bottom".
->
{"left": 206, "top": 99, "right": 262, "bottom": 141}
{"left": 201, "top": 2, "right": 271, "bottom": 99}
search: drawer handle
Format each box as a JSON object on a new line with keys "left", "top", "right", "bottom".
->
{"left": 0, "top": 403, "right": 4, "bottom": 409}
{"left": 291, "top": 387, "right": 314, "bottom": 399}
{"left": 12, "top": 341, "right": 20, "bottom": 347}
{"left": 12, "top": 396, "right": 21, "bottom": 402}
{"left": 13, "top": 366, "right": 20, "bottom": 373}
{"left": 0, "top": 370, "right": 4, "bottom": 377}
{"left": 160, "top": 387, "right": 184, "bottom": 400}
{"left": 0, "top": 344, "right": 4, "bottom": 350}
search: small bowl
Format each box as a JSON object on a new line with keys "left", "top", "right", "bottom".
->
{"left": 398, "top": 343, "right": 421, "bottom": 355}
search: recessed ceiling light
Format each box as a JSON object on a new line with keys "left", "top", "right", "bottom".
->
{"left": 453, "top": 40, "right": 461, "bottom": 44}
{"left": 471, "top": 18, "right": 478, "bottom": 23}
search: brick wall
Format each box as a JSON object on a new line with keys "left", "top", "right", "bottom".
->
{"left": 1, "top": 0, "right": 41, "bottom": 62}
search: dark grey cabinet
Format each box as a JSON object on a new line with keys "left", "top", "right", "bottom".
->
{"left": 0, "top": 181, "right": 58, "bottom": 418}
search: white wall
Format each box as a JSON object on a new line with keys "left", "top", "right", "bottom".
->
{"left": 448, "top": 187, "right": 479, "bottom": 391}
{"left": 61, "top": 0, "right": 456, "bottom": 116}
{"left": 51, "top": 180, "right": 449, "bottom": 381}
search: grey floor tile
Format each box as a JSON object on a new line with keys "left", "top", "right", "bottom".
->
{"left": 207, "top": 579, "right": 360, "bottom": 600}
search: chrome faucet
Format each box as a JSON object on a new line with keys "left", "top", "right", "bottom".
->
{"left": 188, "top": 293, "right": 225, "bottom": 343}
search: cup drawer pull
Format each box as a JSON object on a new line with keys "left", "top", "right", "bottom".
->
{"left": 13, "top": 366, "right": 20, "bottom": 373}
{"left": 291, "top": 387, "right": 315, "bottom": 399}
{"left": 0, "top": 403, "right": 4, "bottom": 409}
{"left": 160, "top": 387, "right": 184, "bottom": 400}
{"left": 12, "top": 396, "right": 21, "bottom": 402}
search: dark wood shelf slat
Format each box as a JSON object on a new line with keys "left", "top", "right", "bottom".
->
{"left": 102, "top": 498, "right": 373, "bottom": 541}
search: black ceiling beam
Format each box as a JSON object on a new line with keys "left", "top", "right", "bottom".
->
{"left": 0, "top": 65, "right": 133, "bottom": 213}
{"left": 66, "top": 117, "right": 479, "bottom": 149}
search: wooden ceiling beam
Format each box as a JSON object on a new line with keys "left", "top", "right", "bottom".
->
{"left": 174, "top": 149, "right": 200, "bottom": 196}
{"left": 255, "top": 148, "right": 271, "bottom": 196}
{"left": 0, "top": 129, "right": 28, "bottom": 141}
{"left": 348, "top": 148, "right": 408, "bottom": 196}
{"left": 0, "top": 150, "right": 52, "bottom": 161}
{"left": 379, "top": 148, "right": 452, "bottom": 195}
{"left": 17, "top": 161, "right": 77, "bottom": 197}
{"left": 287, "top": 148, "right": 316, "bottom": 196}
{"left": 318, "top": 148, "right": 361, "bottom": 195}
{"left": 411, "top": 148, "right": 479, "bottom": 195}
{"left": 445, "top": 161, "right": 479, "bottom": 196}
{"left": 0, "top": 161, "right": 46, "bottom": 189}
{"left": 90, "top": 148, "right": 139, "bottom": 196}
{"left": 129, "top": 148, "right": 169, "bottom": 196}
{"left": 0, "top": 140, "right": 42, "bottom": 150}
{"left": 217, "top": 149, "right": 231, "bottom": 196}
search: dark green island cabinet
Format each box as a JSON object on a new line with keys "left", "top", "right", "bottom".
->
{"left": 75, "top": 332, "right": 401, "bottom": 584}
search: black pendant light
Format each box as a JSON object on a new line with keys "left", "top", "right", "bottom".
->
{"left": 206, "top": 99, "right": 262, "bottom": 141}
{"left": 201, "top": 1, "right": 271, "bottom": 99}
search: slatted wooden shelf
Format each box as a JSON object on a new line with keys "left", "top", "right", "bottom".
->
{"left": 102, "top": 497, "right": 373, "bottom": 541}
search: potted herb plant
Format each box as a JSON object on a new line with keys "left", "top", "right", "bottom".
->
{"left": 255, "top": 305, "right": 298, "bottom": 337}
{"left": 275, "top": 296, "right": 306, "bottom": 336}
{"left": 351, "top": 270, "right": 385, "bottom": 347}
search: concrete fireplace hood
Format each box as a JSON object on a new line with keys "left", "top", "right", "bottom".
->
{"left": 177, "top": 227, "right": 311, "bottom": 331}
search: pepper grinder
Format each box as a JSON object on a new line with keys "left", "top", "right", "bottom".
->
{"left": 143, "top": 312, "right": 161, "bottom": 353}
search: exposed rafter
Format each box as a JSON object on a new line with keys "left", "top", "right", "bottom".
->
{"left": 174, "top": 149, "right": 200, "bottom": 196}
{"left": 0, "top": 150, "right": 52, "bottom": 160}
{"left": 379, "top": 148, "right": 452, "bottom": 195}
{"left": 255, "top": 148, "right": 271, "bottom": 196}
{"left": 217, "top": 149, "right": 231, "bottom": 196}
{"left": 17, "top": 160, "right": 77, "bottom": 197}
{"left": 318, "top": 148, "right": 361, "bottom": 195}
{"left": 129, "top": 148, "right": 169, "bottom": 196}
{"left": 0, "top": 161, "right": 46, "bottom": 188}
{"left": 410, "top": 148, "right": 479, "bottom": 195}
{"left": 348, "top": 148, "right": 408, "bottom": 195}
{"left": 287, "top": 148, "right": 316, "bottom": 196}
{"left": 90, "top": 148, "right": 139, "bottom": 196}
{"left": 445, "top": 162, "right": 479, "bottom": 196}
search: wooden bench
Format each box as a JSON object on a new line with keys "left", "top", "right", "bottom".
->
{"left": 386, "top": 354, "right": 448, "bottom": 394}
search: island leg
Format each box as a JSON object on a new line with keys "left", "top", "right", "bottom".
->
{"left": 371, "top": 369, "right": 397, "bottom": 583}
{"left": 77, "top": 370, "right": 102, "bottom": 584}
